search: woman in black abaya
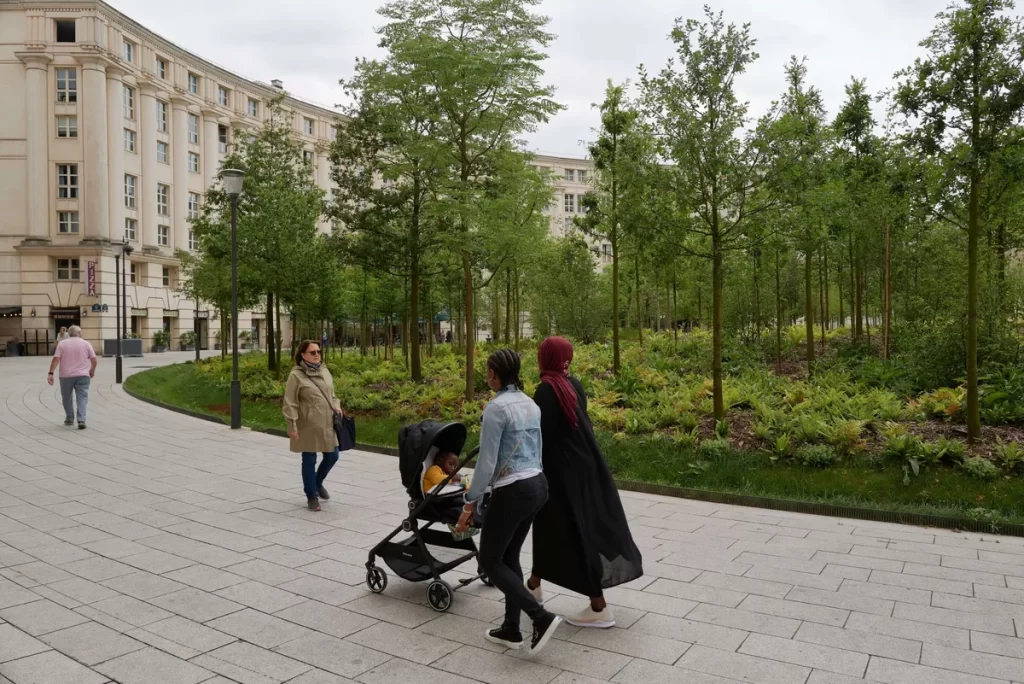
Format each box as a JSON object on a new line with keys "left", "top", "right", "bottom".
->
{"left": 527, "top": 336, "right": 643, "bottom": 628}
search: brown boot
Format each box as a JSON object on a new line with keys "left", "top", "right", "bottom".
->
{"left": 307, "top": 496, "right": 321, "bottom": 511}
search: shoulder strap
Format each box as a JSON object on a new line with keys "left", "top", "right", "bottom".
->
{"left": 307, "top": 373, "right": 334, "bottom": 408}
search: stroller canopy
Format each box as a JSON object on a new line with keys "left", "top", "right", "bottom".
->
{"left": 398, "top": 420, "right": 467, "bottom": 500}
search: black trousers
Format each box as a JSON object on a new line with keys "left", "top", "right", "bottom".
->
{"left": 478, "top": 473, "right": 550, "bottom": 630}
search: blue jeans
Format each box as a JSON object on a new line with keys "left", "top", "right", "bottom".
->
{"left": 59, "top": 376, "right": 90, "bottom": 424}
{"left": 302, "top": 448, "right": 339, "bottom": 498}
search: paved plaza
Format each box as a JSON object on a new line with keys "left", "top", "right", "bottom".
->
{"left": 0, "top": 353, "right": 1023, "bottom": 684}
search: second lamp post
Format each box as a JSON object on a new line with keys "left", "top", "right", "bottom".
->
{"left": 221, "top": 168, "right": 245, "bottom": 430}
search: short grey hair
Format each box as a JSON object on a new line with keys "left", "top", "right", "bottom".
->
{"left": 68, "top": 325, "right": 82, "bottom": 337}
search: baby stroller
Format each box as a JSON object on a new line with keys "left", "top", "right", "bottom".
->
{"left": 365, "top": 420, "right": 491, "bottom": 612}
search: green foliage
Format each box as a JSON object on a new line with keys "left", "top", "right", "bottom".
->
{"left": 961, "top": 456, "right": 1001, "bottom": 481}
{"left": 796, "top": 444, "right": 840, "bottom": 469}
{"left": 152, "top": 330, "right": 170, "bottom": 348}
{"left": 994, "top": 439, "right": 1024, "bottom": 474}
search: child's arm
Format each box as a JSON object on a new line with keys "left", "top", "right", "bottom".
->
{"left": 423, "top": 465, "right": 445, "bottom": 492}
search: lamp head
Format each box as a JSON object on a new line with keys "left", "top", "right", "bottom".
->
{"left": 122, "top": 242, "right": 134, "bottom": 257}
{"left": 221, "top": 168, "right": 245, "bottom": 198}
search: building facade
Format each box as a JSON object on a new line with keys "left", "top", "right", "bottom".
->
{"left": 0, "top": 0, "right": 339, "bottom": 353}
{"left": 531, "top": 153, "right": 612, "bottom": 268}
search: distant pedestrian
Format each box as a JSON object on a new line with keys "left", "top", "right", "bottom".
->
{"left": 283, "top": 339, "right": 343, "bottom": 511}
{"left": 56, "top": 326, "right": 69, "bottom": 342}
{"left": 47, "top": 325, "right": 96, "bottom": 429}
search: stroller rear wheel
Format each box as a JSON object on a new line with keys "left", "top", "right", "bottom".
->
{"left": 426, "top": 579, "right": 453, "bottom": 612}
{"left": 366, "top": 566, "right": 388, "bottom": 594}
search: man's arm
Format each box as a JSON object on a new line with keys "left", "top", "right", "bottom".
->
{"left": 89, "top": 357, "right": 97, "bottom": 378}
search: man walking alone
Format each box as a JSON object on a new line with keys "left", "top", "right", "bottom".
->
{"left": 47, "top": 325, "right": 97, "bottom": 429}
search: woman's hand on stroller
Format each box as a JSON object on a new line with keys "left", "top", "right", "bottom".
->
{"left": 455, "top": 504, "right": 474, "bottom": 534}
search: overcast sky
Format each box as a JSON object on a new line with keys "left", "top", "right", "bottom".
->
{"left": 109, "top": 0, "right": 947, "bottom": 158}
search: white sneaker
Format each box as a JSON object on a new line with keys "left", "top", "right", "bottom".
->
{"left": 526, "top": 582, "right": 544, "bottom": 604}
{"left": 565, "top": 605, "right": 615, "bottom": 629}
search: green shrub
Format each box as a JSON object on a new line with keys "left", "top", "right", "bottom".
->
{"left": 796, "top": 444, "right": 840, "bottom": 469}
{"left": 919, "top": 436, "right": 967, "bottom": 467}
{"left": 961, "top": 456, "right": 1001, "bottom": 480}
{"left": 698, "top": 439, "right": 732, "bottom": 461}
{"left": 994, "top": 439, "right": 1024, "bottom": 475}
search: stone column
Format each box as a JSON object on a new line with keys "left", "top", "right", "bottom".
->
{"left": 317, "top": 149, "right": 331, "bottom": 233}
{"left": 15, "top": 52, "right": 52, "bottom": 243}
{"left": 171, "top": 97, "right": 190, "bottom": 252}
{"left": 202, "top": 107, "right": 219, "bottom": 190}
{"left": 139, "top": 83, "right": 158, "bottom": 248}
{"left": 79, "top": 57, "right": 109, "bottom": 243}
{"left": 106, "top": 66, "right": 124, "bottom": 243}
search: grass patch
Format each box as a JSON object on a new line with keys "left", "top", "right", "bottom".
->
{"left": 127, "top": 361, "right": 1024, "bottom": 528}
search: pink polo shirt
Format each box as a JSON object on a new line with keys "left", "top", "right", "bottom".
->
{"left": 54, "top": 337, "right": 96, "bottom": 378}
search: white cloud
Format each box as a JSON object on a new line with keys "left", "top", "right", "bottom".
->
{"left": 108, "top": 0, "right": 944, "bottom": 157}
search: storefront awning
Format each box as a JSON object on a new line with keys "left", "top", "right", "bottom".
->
{"left": 0, "top": 306, "right": 21, "bottom": 317}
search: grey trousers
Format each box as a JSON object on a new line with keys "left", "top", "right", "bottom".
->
{"left": 59, "top": 376, "right": 90, "bottom": 423}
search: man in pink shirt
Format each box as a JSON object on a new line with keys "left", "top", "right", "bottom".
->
{"left": 47, "top": 325, "right": 97, "bottom": 429}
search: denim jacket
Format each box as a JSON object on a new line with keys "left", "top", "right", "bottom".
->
{"left": 464, "top": 386, "right": 542, "bottom": 505}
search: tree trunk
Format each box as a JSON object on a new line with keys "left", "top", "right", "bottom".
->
{"left": 712, "top": 233, "right": 725, "bottom": 421}
{"left": 837, "top": 250, "right": 845, "bottom": 329}
{"left": 823, "top": 246, "right": 830, "bottom": 331}
{"left": 276, "top": 297, "right": 283, "bottom": 369}
{"left": 818, "top": 248, "right": 826, "bottom": 352}
{"left": 462, "top": 250, "right": 474, "bottom": 401}
{"left": 410, "top": 194, "right": 422, "bottom": 380}
{"left": 753, "top": 255, "right": 761, "bottom": 343}
{"left": 849, "top": 236, "right": 858, "bottom": 340}
{"left": 504, "top": 266, "right": 512, "bottom": 345}
{"left": 883, "top": 221, "right": 891, "bottom": 361}
{"left": 514, "top": 267, "right": 522, "bottom": 351}
{"left": 425, "top": 285, "right": 434, "bottom": 357}
{"left": 967, "top": 168, "right": 981, "bottom": 441}
{"left": 672, "top": 272, "right": 679, "bottom": 350}
{"left": 804, "top": 244, "right": 815, "bottom": 374}
{"left": 634, "top": 254, "right": 642, "bottom": 346}
{"left": 775, "top": 249, "right": 783, "bottom": 373}
{"left": 266, "top": 291, "right": 276, "bottom": 373}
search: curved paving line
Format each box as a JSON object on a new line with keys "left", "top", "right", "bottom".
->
{"left": 122, "top": 383, "right": 1024, "bottom": 538}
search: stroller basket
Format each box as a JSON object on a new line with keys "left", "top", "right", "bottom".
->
{"left": 365, "top": 420, "right": 491, "bottom": 613}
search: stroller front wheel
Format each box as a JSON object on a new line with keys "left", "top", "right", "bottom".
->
{"left": 366, "top": 566, "right": 388, "bottom": 594}
{"left": 426, "top": 579, "right": 453, "bottom": 612}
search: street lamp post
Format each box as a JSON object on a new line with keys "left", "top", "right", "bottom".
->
{"left": 114, "top": 246, "right": 121, "bottom": 383}
{"left": 195, "top": 293, "right": 201, "bottom": 363}
{"left": 117, "top": 242, "right": 134, "bottom": 384}
{"left": 222, "top": 168, "right": 245, "bottom": 430}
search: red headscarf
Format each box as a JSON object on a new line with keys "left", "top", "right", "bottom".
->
{"left": 538, "top": 336, "right": 579, "bottom": 431}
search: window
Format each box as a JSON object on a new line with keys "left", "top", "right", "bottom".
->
{"left": 156, "top": 184, "right": 169, "bottom": 216}
{"left": 188, "top": 152, "right": 199, "bottom": 173}
{"left": 58, "top": 211, "right": 79, "bottom": 234}
{"left": 56, "top": 116, "right": 77, "bottom": 138}
{"left": 129, "top": 263, "right": 137, "bottom": 284}
{"left": 157, "top": 100, "right": 167, "bottom": 132}
{"left": 57, "top": 164, "right": 78, "bottom": 199}
{"left": 122, "top": 40, "right": 134, "bottom": 63}
{"left": 124, "top": 174, "right": 136, "bottom": 208}
{"left": 123, "top": 84, "right": 135, "bottom": 120}
{"left": 218, "top": 125, "right": 228, "bottom": 153}
{"left": 124, "top": 129, "right": 135, "bottom": 152}
{"left": 162, "top": 267, "right": 170, "bottom": 287}
{"left": 188, "top": 72, "right": 198, "bottom": 94}
{"left": 55, "top": 19, "right": 76, "bottom": 43}
{"left": 156, "top": 58, "right": 166, "bottom": 80}
{"left": 188, "top": 192, "right": 200, "bottom": 219}
{"left": 188, "top": 114, "right": 199, "bottom": 144}
{"left": 330, "top": 126, "right": 337, "bottom": 141}
{"left": 157, "top": 141, "right": 168, "bottom": 163}
{"left": 578, "top": 170, "right": 587, "bottom": 183}
{"left": 602, "top": 243, "right": 611, "bottom": 257}
{"left": 124, "top": 217, "right": 137, "bottom": 241}
{"left": 303, "top": 150, "right": 313, "bottom": 165}
{"left": 304, "top": 118, "right": 314, "bottom": 135}
{"left": 158, "top": 225, "right": 169, "bottom": 247}
{"left": 218, "top": 86, "right": 228, "bottom": 106}
{"left": 564, "top": 169, "right": 574, "bottom": 181}
{"left": 188, "top": 230, "right": 198, "bottom": 251}
{"left": 56, "top": 258, "right": 80, "bottom": 281}
{"left": 247, "top": 98, "right": 258, "bottom": 117}
{"left": 564, "top": 193, "right": 575, "bottom": 213}
{"left": 56, "top": 68, "right": 77, "bottom": 103}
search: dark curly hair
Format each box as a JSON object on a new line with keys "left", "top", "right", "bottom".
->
{"left": 487, "top": 348, "right": 523, "bottom": 390}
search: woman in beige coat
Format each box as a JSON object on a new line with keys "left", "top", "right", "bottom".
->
{"left": 283, "top": 339, "right": 343, "bottom": 511}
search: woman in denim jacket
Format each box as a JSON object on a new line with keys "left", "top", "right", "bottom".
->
{"left": 456, "top": 349, "right": 561, "bottom": 656}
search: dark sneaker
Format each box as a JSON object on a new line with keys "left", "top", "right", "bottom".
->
{"left": 529, "top": 613, "right": 561, "bottom": 656}
{"left": 64, "top": 420, "right": 74, "bottom": 426}
{"left": 486, "top": 625, "right": 524, "bottom": 650}
{"left": 77, "top": 423, "right": 86, "bottom": 430}
{"left": 317, "top": 485, "right": 330, "bottom": 500}
{"left": 307, "top": 496, "right": 321, "bottom": 511}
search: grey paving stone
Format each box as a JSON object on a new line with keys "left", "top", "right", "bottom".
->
{"left": 90, "top": 594, "right": 174, "bottom": 627}
{"left": 970, "top": 630, "right": 1024, "bottom": 659}
{"left": 81, "top": 537, "right": 151, "bottom": 559}
{"left": 125, "top": 626, "right": 204, "bottom": 660}
{"left": 273, "top": 632, "right": 393, "bottom": 678}
{"left": 100, "top": 571, "right": 186, "bottom": 600}
{"left": 148, "top": 587, "right": 244, "bottom": 622}
{"left": 631, "top": 612, "right": 748, "bottom": 651}
{"left": 0, "top": 599, "right": 90, "bottom": 636}
{"left": 343, "top": 595, "right": 441, "bottom": 629}
{"left": 346, "top": 621, "right": 461, "bottom": 665}
{"left": 0, "top": 623, "right": 50, "bottom": 663}
{"left": 744, "top": 565, "right": 843, "bottom": 591}
{"left": 893, "top": 602, "right": 1016, "bottom": 635}
{"left": 738, "top": 594, "right": 849, "bottom": 626}
{"left": 163, "top": 564, "right": 247, "bottom": 592}
{"left": 136, "top": 615, "right": 236, "bottom": 654}
{"left": 0, "top": 649, "right": 108, "bottom": 684}
{"left": 676, "top": 644, "right": 811, "bottom": 684}
{"left": 795, "top": 621, "right": 921, "bottom": 662}
{"left": 273, "top": 600, "right": 378, "bottom": 640}
{"left": 96, "top": 646, "right": 214, "bottom": 684}
{"left": 5, "top": 561, "right": 75, "bottom": 585}
{"left": 739, "top": 633, "right": 870, "bottom": 677}
{"left": 685, "top": 603, "right": 800, "bottom": 638}
{"left": 569, "top": 624, "right": 689, "bottom": 665}
{"left": 920, "top": 642, "right": 1023, "bottom": 681}
{"left": 0, "top": 579, "right": 38, "bottom": 610}
{"left": 214, "top": 580, "right": 304, "bottom": 614}
{"left": 40, "top": 621, "right": 146, "bottom": 665}
{"left": 202, "top": 641, "right": 313, "bottom": 681}
{"left": 866, "top": 656, "right": 1007, "bottom": 684}
{"left": 415, "top": 613, "right": 508, "bottom": 653}
{"left": 433, "top": 644, "right": 561, "bottom": 684}
{"left": 207, "top": 608, "right": 312, "bottom": 648}
{"left": 275, "top": 575, "right": 365, "bottom": 607}
{"left": 118, "top": 550, "right": 195, "bottom": 574}
{"left": 223, "top": 559, "right": 307, "bottom": 586}
{"left": 692, "top": 571, "right": 792, "bottom": 598}
{"left": 613, "top": 657, "right": 739, "bottom": 684}
{"left": 59, "top": 556, "right": 136, "bottom": 582}
{"left": 279, "top": 670, "right": 357, "bottom": 684}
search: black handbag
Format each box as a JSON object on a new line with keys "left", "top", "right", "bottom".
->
{"left": 313, "top": 377, "right": 355, "bottom": 452}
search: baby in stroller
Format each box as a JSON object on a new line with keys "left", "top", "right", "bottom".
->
{"left": 423, "top": 450, "right": 468, "bottom": 493}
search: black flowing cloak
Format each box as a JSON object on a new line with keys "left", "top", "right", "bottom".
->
{"left": 531, "top": 377, "right": 643, "bottom": 596}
